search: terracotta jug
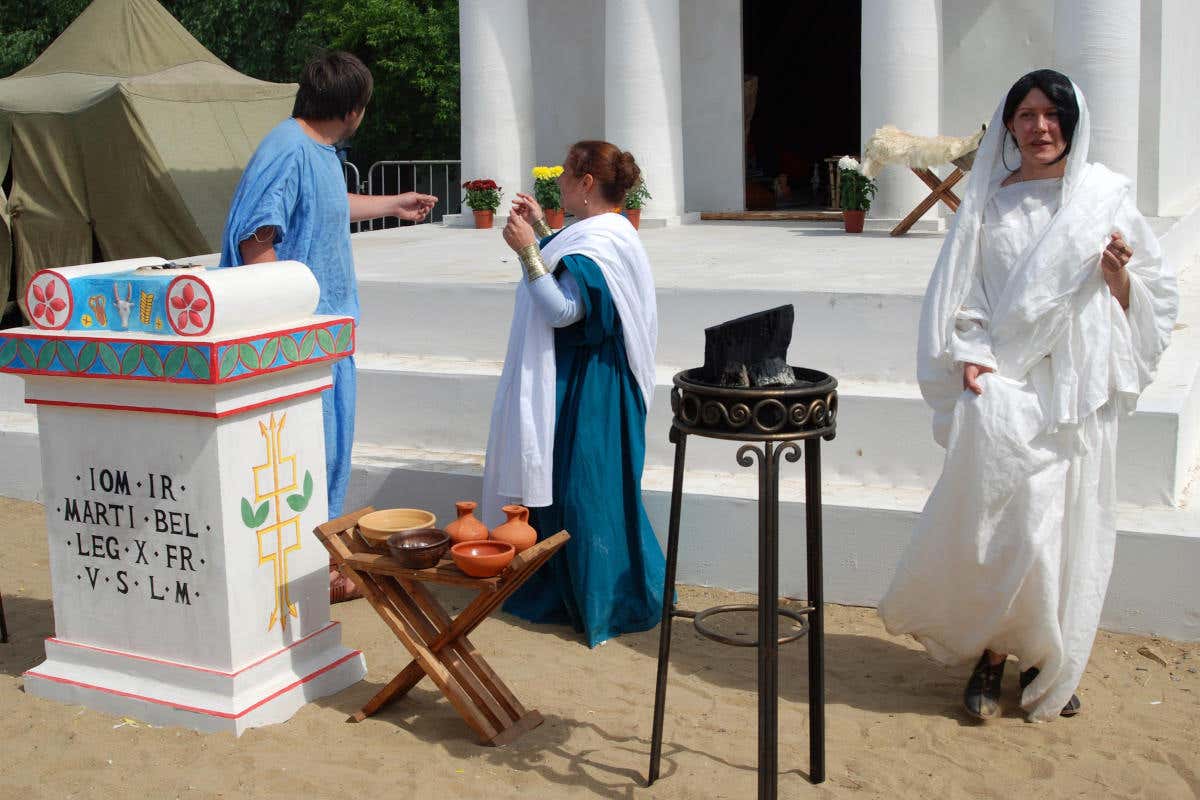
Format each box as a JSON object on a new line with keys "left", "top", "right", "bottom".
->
{"left": 492, "top": 504, "right": 537, "bottom": 553}
{"left": 445, "top": 501, "right": 488, "bottom": 545}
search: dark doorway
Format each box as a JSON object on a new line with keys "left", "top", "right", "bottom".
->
{"left": 743, "top": 1, "right": 861, "bottom": 210}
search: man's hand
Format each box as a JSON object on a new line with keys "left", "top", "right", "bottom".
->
{"left": 393, "top": 192, "right": 437, "bottom": 222}
{"left": 503, "top": 212, "right": 536, "bottom": 252}
{"left": 962, "top": 362, "right": 995, "bottom": 396}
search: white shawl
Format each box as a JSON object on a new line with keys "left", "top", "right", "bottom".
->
{"left": 918, "top": 83, "right": 1177, "bottom": 446}
{"left": 482, "top": 212, "right": 657, "bottom": 523}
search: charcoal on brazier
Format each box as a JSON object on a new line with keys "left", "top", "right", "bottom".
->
{"left": 700, "top": 305, "right": 796, "bottom": 387}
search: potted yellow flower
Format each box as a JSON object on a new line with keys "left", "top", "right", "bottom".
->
{"left": 532, "top": 165, "right": 565, "bottom": 229}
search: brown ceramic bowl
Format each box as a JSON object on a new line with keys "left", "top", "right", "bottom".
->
{"left": 450, "top": 540, "right": 516, "bottom": 578}
{"left": 357, "top": 508, "right": 437, "bottom": 550}
{"left": 386, "top": 528, "right": 450, "bottom": 569}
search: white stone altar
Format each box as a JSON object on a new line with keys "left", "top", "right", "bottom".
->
{"left": 1, "top": 258, "right": 366, "bottom": 734}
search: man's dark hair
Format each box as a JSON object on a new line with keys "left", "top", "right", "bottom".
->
{"left": 1001, "top": 69, "right": 1080, "bottom": 165}
{"left": 292, "top": 51, "right": 373, "bottom": 121}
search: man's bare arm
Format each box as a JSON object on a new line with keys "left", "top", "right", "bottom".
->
{"left": 238, "top": 226, "right": 277, "bottom": 264}
{"left": 348, "top": 192, "right": 438, "bottom": 223}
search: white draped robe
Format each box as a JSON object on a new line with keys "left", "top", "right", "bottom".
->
{"left": 880, "top": 170, "right": 1178, "bottom": 721}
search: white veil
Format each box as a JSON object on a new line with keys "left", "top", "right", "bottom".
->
{"left": 916, "top": 80, "right": 1143, "bottom": 444}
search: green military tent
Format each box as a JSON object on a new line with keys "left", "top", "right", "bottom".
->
{"left": 0, "top": 0, "right": 297, "bottom": 320}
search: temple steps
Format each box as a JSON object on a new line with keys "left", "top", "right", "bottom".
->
{"left": 350, "top": 354, "right": 1192, "bottom": 508}
{"left": 339, "top": 442, "right": 1200, "bottom": 641}
{"left": 2, "top": 219, "right": 1197, "bottom": 640}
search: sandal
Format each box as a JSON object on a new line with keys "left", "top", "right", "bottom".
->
{"left": 1019, "top": 667, "right": 1081, "bottom": 717}
{"left": 329, "top": 570, "right": 363, "bottom": 604}
{"left": 964, "top": 653, "right": 1006, "bottom": 720}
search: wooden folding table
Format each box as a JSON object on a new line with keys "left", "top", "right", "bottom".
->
{"left": 315, "top": 507, "right": 570, "bottom": 745}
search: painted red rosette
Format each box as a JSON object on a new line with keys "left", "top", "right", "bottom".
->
{"left": 166, "top": 275, "right": 215, "bottom": 336}
{"left": 25, "top": 270, "right": 72, "bottom": 330}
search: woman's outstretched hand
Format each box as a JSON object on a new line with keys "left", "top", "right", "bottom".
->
{"left": 963, "top": 362, "right": 995, "bottom": 395}
{"left": 503, "top": 211, "right": 536, "bottom": 252}
{"left": 511, "top": 192, "right": 544, "bottom": 225}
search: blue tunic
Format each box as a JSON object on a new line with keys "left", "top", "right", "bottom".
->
{"left": 219, "top": 119, "right": 357, "bottom": 518}
{"left": 504, "top": 251, "right": 666, "bottom": 647}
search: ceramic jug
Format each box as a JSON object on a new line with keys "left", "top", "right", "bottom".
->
{"left": 492, "top": 504, "right": 537, "bottom": 553}
{"left": 445, "top": 500, "right": 489, "bottom": 545}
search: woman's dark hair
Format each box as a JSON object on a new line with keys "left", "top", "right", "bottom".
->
{"left": 292, "top": 51, "right": 374, "bottom": 121}
{"left": 1001, "top": 69, "right": 1079, "bottom": 165}
{"left": 565, "top": 141, "right": 641, "bottom": 205}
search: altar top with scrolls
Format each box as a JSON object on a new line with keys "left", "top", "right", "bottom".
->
{"left": 2, "top": 258, "right": 353, "bottom": 385}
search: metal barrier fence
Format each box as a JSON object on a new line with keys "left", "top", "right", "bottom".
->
{"left": 358, "top": 160, "right": 462, "bottom": 231}
{"left": 342, "top": 161, "right": 364, "bottom": 233}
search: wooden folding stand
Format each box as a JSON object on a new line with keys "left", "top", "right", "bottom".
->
{"left": 315, "top": 507, "right": 570, "bottom": 745}
{"left": 890, "top": 165, "right": 966, "bottom": 236}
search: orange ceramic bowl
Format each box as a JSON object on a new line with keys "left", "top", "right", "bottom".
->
{"left": 450, "top": 540, "right": 515, "bottom": 578}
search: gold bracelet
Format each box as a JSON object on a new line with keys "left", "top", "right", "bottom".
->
{"left": 517, "top": 244, "right": 549, "bottom": 282}
{"left": 532, "top": 218, "right": 553, "bottom": 238}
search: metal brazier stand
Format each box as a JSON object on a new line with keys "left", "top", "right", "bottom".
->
{"left": 647, "top": 367, "right": 837, "bottom": 798}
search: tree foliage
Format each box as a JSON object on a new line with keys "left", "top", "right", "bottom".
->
{"left": 0, "top": 0, "right": 459, "bottom": 168}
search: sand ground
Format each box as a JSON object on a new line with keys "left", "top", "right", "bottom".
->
{"left": 1, "top": 496, "right": 1197, "bottom": 799}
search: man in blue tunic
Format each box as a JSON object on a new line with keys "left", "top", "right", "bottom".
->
{"left": 221, "top": 51, "right": 435, "bottom": 601}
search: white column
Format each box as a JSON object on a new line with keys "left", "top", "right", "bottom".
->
{"left": 605, "top": 0, "right": 686, "bottom": 223}
{"left": 457, "top": 0, "right": 535, "bottom": 224}
{"left": 1054, "top": 0, "right": 1140, "bottom": 199}
{"left": 860, "top": 0, "right": 941, "bottom": 223}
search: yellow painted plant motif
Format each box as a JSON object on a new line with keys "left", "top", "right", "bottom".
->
{"left": 139, "top": 291, "right": 154, "bottom": 325}
{"left": 239, "top": 412, "right": 314, "bottom": 631}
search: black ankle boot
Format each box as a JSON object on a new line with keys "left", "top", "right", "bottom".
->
{"left": 1019, "top": 667, "right": 1081, "bottom": 717}
{"left": 964, "top": 653, "right": 1006, "bottom": 720}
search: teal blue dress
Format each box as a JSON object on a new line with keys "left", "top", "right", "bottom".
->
{"left": 503, "top": 246, "right": 666, "bottom": 647}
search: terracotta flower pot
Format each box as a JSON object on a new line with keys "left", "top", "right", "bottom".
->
{"left": 473, "top": 209, "right": 495, "bottom": 229}
{"left": 622, "top": 208, "right": 642, "bottom": 230}
{"left": 843, "top": 209, "right": 865, "bottom": 233}
{"left": 544, "top": 208, "right": 564, "bottom": 229}
{"left": 445, "top": 500, "right": 489, "bottom": 545}
{"left": 491, "top": 504, "right": 537, "bottom": 553}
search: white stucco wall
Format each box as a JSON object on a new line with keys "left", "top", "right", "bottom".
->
{"left": 941, "top": 0, "right": 1055, "bottom": 142}
{"left": 680, "top": 0, "right": 744, "bottom": 212}
{"left": 528, "top": 0, "right": 605, "bottom": 169}
{"left": 1152, "top": 0, "right": 1200, "bottom": 215}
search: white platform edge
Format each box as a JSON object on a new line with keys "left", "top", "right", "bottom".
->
{"left": 23, "top": 621, "right": 366, "bottom": 735}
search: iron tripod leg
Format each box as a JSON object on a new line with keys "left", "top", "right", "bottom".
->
{"left": 647, "top": 427, "right": 687, "bottom": 786}
{"left": 805, "top": 438, "right": 826, "bottom": 783}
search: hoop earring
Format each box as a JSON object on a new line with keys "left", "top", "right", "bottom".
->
{"left": 1001, "top": 130, "right": 1016, "bottom": 172}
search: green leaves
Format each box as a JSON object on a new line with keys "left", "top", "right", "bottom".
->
{"left": 0, "top": 338, "right": 16, "bottom": 367}
{"left": 186, "top": 346, "right": 211, "bottom": 380}
{"left": 218, "top": 346, "right": 239, "bottom": 379}
{"left": 334, "top": 323, "right": 352, "bottom": 353}
{"left": 279, "top": 334, "right": 300, "bottom": 363}
{"left": 286, "top": 470, "right": 314, "bottom": 513}
{"left": 240, "top": 497, "right": 271, "bottom": 529}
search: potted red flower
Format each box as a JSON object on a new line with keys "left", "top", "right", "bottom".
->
{"left": 462, "top": 178, "right": 502, "bottom": 229}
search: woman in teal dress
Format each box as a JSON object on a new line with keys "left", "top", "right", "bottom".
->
{"left": 482, "top": 140, "right": 664, "bottom": 647}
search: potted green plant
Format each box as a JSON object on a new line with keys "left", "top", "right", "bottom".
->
{"left": 622, "top": 179, "right": 651, "bottom": 230}
{"left": 837, "top": 156, "right": 876, "bottom": 233}
{"left": 462, "top": 178, "right": 502, "bottom": 229}
{"left": 532, "top": 165, "right": 565, "bottom": 229}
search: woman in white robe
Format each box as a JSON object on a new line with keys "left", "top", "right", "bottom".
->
{"left": 878, "top": 70, "right": 1178, "bottom": 722}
